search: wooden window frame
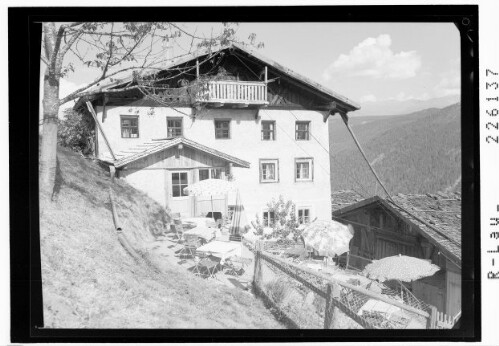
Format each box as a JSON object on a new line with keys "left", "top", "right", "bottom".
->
{"left": 261, "top": 120, "right": 276, "bottom": 141}
{"left": 167, "top": 117, "right": 183, "bottom": 138}
{"left": 297, "top": 207, "right": 311, "bottom": 225}
{"left": 214, "top": 119, "right": 231, "bottom": 139}
{"left": 295, "top": 157, "right": 314, "bottom": 182}
{"left": 171, "top": 171, "right": 189, "bottom": 198}
{"left": 198, "top": 167, "right": 225, "bottom": 181}
{"left": 199, "top": 168, "right": 210, "bottom": 181}
{"left": 259, "top": 159, "right": 279, "bottom": 183}
{"left": 262, "top": 210, "right": 276, "bottom": 227}
{"left": 295, "top": 121, "right": 311, "bottom": 141}
{"left": 120, "top": 115, "right": 139, "bottom": 138}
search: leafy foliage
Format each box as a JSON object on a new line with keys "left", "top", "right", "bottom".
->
{"left": 253, "top": 196, "right": 301, "bottom": 241}
{"left": 57, "top": 109, "right": 95, "bottom": 155}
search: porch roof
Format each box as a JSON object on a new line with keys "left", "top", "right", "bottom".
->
{"left": 104, "top": 137, "right": 251, "bottom": 169}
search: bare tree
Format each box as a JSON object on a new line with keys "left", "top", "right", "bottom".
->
{"left": 40, "top": 22, "right": 258, "bottom": 199}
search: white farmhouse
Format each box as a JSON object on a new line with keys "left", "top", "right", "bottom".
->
{"left": 78, "top": 44, "right": 360, "bottom": 231}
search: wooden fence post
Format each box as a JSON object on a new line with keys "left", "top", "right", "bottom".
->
{"left": 253, "top": 240, "right": 263, "bottom": 289}
{"left": 324, "top": 282, "right": 341, "bottom": 329}
{"left": 427, "top": 305, "right": 438, "bottom": 329}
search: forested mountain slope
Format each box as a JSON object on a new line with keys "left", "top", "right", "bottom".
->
{"left": 328, "top": 103, "right": 461, "bottom": 196}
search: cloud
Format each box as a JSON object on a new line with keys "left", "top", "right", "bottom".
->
{"left": 359, "top": 94, "right": 377, "bottom": 103}
{"left": 323, "top": 34, "right": 421, "bottom": 81}
{"left": 433, "top": 59, "right": 460, "bottom": 97}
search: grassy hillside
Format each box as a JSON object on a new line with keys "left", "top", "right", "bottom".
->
{"left": 328, "top": 103, "right": 461, "bottom": 196}
{"left": 40, "top": 147, "right": 283, "bottom": 328}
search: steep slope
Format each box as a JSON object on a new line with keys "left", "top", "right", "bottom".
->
{"left": 328, "top": 103, "right": 461, "bottom": 196}
{"left": 40, "top": 147, "right": 283, "bottom": 328}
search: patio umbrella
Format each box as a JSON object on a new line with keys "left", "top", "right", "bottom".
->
{"left": 183, "top": 179, "right": 238, "bottom": 219}
{"left": 301, "top": 220, "right": 354, "bottom": 257}
{"left": 229, "top": 190, "right": 250, "bottom": 237}
{"left": 363, "top": 254, "right": 440, "bottom": 283}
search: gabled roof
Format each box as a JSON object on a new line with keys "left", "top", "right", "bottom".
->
{"left": 77, "top": 43, "right": 360, "bottom": 112}
{"left": 104, "top": 137, "right": 250, "bottom": 169}
{"left": 332, "top": 193, "right": 462, "bottom": 264}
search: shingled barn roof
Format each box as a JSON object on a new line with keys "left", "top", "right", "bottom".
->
{"left": 332, "top": 192, "right": 462, "bottom": 265}
{"left": 331, "top": 190, "right": 365, "bottom": 212}
{"left": 388, "top": 192, "right": 461, "bottom": 263}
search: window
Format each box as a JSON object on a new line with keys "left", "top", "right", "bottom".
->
{"left": 261, "top": 121, "right": 276, "bottom": 140}
{"left": 215, "top": 120, "right": 230, "bottom": 139}
{"left": 295, "top": 158, "right": 313, "bottom": 181}
{"left": 167, "top": 118, "right": 183, "bottom": 138}
{"left": 199, "top": 168, "right": 224, "bottom": 180}
{"left": 199, "top": 169, "right": 210, "bottom": 181}
{"left": 121, "top": 116, "right": 139, "bottom": 138}
{"left": 298, "top": 208, "right": 311, "bottom": 225}
{"left": 171, "top": 172, "right": 189, "bottom": 197}
{"left": 263, "top": 211, "right": 275, "bottom": 227}
{"left": 259, "top": 159, "right": 279, "bottom": 183}
{"left": 211, "top": 168, "right": 223, "bottom": 179}
{"left": 295, "top": 121, "right": 310, "bottom": 140}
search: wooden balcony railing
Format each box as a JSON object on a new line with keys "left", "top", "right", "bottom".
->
{"left": 194, "top": 80, "right": 268, "bottom": 106}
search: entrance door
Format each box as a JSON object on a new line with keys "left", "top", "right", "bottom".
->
{"left": 170, "top": 171, "right": 191, "bottom": 217}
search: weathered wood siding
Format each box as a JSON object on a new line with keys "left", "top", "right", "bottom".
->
{"left": 341, "top": 206, "right": 424, "bottom": 261}
{"left": 337, "top": 205, "right": 460, "bottom": 316}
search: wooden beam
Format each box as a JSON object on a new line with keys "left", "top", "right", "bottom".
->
{"left": 196, "top": 59, "right": 200, "bottom": 78}
{"left": 86, "top": 101, "right": 117, "bottom": 161}
{"left": 340, "top": 111, "right": 392, "bottom": 200}
{"left": 323, "top": 101, "right": 337, "bottom": 122}
{"left": 233, "top": 103, "right": 249, "bottom": 108}
{"left": 102, "top": 94, "right": 109, "bottom": 122}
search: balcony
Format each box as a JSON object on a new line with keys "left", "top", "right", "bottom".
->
{"left": 194, "top": 80, "right": 268, "bottom": 107}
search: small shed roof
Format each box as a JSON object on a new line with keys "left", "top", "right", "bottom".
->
{"left": 102, "top": 137, "right": 250, "bottom": 169}
{"left": 332, "top": 192, "right": 462, "bottom": 264}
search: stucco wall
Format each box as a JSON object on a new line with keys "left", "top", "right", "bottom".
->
{"left": 95, "top": 103, "right": 332, "bottom": 222}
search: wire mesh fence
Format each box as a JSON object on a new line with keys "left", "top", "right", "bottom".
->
{"left": 252, "top": 241, "right": 431, "bottom": 329}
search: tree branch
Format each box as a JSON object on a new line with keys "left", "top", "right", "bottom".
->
{"left": 100, "top": 23, "right": 114, "bottom": 79}
{"left": 55, "top": 26, "right": 87, "bottom": 74}
{"left": 40, "top": 54, "right": 49, "bottom": 66}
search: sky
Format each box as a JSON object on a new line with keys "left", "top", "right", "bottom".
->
{"left": 56, "top": 22, "right": 460, "bottom": 115}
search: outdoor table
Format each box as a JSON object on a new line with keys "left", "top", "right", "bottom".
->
{"left": 196, "top": 240, "right": 242, "bottom": 265}
{"left": 182, "top": 217, "right": 217, "bottom": 229}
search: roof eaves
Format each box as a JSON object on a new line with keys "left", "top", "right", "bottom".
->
{"left": 112, "top": 137, "right": 250, "bottom": 169}
{"left": 76, "top": 43, "right": 361, "bottom": 113}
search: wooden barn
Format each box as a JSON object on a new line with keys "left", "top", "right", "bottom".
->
{"left": 331, "top": 191, "right": 461, "bottom": 319}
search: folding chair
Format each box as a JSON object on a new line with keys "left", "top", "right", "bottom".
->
{"left": 193, "top": 252, "right": 221, "bottom": 279}
{"left": 170, "top": 213, "right": 184, "bottom": 244}
{"left": 224, "top": 255, "right": 252, "bottom": 276}
{"left": 177, "top": 234, "right": 201, "bottom": 259}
